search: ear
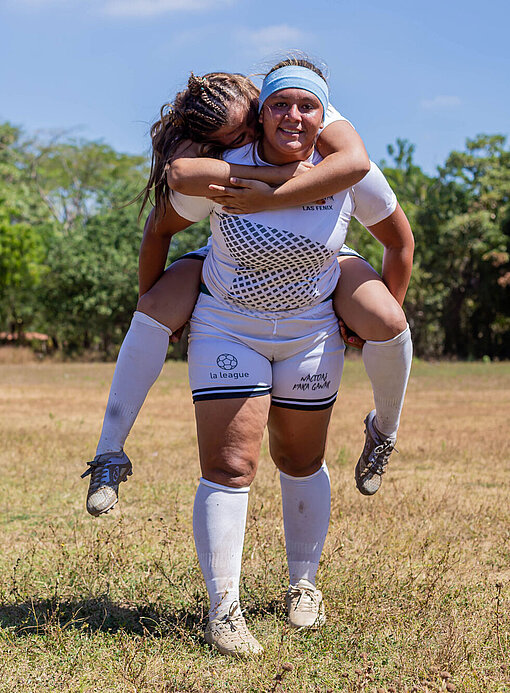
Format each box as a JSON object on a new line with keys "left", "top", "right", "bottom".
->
{"left": 258, "top": 107, "right": 264, "bottom": 124}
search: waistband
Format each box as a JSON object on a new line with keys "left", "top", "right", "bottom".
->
{"left": 199, "top": 283, "right": 334, "bottom": 304}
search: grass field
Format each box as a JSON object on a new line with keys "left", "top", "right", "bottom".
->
{"left": 0, "top": 358, "right": 509, "bottom": 692}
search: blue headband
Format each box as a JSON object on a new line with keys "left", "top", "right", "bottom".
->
{"left": 258, "top": 65, "right": 329, "bottom": 116}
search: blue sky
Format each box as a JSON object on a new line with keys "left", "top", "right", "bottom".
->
{"left": 1, "top": 0, "right": 509, "bottom": 174}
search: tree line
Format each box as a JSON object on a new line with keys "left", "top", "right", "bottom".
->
{"left": 0, "top": 123, "right": 508, "bottom": 360}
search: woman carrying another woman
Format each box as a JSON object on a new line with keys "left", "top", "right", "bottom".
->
{"left": 87, "top": 59, "right": 412, "bottom": 655}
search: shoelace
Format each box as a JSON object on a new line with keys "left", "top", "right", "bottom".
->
{"left": 81, "top": 459, "right": 114, "bottom": 490}
{"left": 367, "top": 439, "right": 397, "bottom": 476}
{"left": 221, "top": 602, "right": 243, "bottom": 632}
{"left": 288, "top": 586, "right": 318, "bottom": 612}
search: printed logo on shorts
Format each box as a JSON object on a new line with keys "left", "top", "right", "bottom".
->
{"left": 216, "top": 353, "right": 238, "bottom": 371}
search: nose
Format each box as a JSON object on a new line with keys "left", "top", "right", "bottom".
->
{"left": 286, "top": 104, "right": 300, "bottom": 121}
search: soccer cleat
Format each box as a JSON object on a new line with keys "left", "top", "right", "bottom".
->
{"left": 285, "top": 579, "right": 326, "bottom": 630}
{"left": 81, "top": 450, "right": 133, "bottom": 516}
{"left": 204, "top": 604, "right": 263, "bottom": 657}
{"left": 355, "top": 410, "right": 396, "bottom": 496}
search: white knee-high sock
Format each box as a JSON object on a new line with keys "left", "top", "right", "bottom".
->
{"left": 193, "top": 478, "right": 249, "bottom": 621}
{"left": 280, "top": 462, "right": 331, "bottom": 587}
{"left": 362, "top": 324, "right": 413, "bottom": 439}
{"left": 95, "top": 311, "right": 171, "bottom": 455}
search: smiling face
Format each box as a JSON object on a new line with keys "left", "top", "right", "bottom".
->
{"left": 258, "top": 88, "right": 324, "bottom": 165}
{"left": 210, "top": 100, "right": 257, "bottom": 149}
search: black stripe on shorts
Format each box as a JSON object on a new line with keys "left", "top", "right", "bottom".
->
{"left": 192, "top": 384, "right": 271, "bottom": 403}
{"left": 271, "top": 392, "right": 338, "bottom": 411}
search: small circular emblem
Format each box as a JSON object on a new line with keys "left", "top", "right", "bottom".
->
{"left": 216, "top": 353, "right": 238, "bottom": 370}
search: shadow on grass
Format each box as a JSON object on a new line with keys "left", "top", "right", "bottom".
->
{"left": 0, "top": 597, "right": 205, "bottom": 639}
{"left": 0, "top": 596, "right": 285, "bottom": 640}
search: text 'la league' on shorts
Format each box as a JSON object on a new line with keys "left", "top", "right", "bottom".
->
{"left": 188, "top": 293, "right": 345, "bottom": 411}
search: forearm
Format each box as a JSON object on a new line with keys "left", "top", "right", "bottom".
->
{"left": 368, "top": 204, "right": 415, "bottom": 306}
{"left": 138, "top": 227, "right": 171, "bottom": 297}
{"left": 381, "top": 246, "right": 414, "bottom": 306}
{"left": 270, "top": 152, "right": 369, "bottom": 208}
{"left": 138, "top": 206, "right": 192, "bottom": 295}
{"left": 167, "top": 157, "right": 285, "bottom": 196}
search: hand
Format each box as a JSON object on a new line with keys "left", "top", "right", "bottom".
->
{"left": 169, "top": 324, "right": 186, "bottom": 343}
{"left": 207, "top": 178, "right": 275, "bottom": 214}
{"left": 278, "top": 160, "right": 315, "bottom": 182}
{"left": 339, "top": 318, "right": 365, "bottom": 350}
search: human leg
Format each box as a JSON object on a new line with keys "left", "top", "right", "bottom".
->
{"left": 193, "top": 396, "right": 270, "bottom": 655}
{"left": 334, "top": 255, "right": 412, "bottom": 493}
{"left": 188, "top": 305, "right": 274, "bottom": 654}
{"left": 334, "top": 255, "right": 407, "bottom": 342}
{"left": 83, "top": 257, "right": 203, "bottom": 516}
{"left": 268, "top": 406, "right": 332, "bottom": 629}
{"left": 267, "top": 311, "right": 343, "bottom": 627}
{"left": 136, "top": 256, "right": 203, "bottom": 333}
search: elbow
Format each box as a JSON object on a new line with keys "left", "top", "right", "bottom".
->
{"left": 349, "top": 153, "right": 371, "bottom": 185}
{"left": 166, "top": 160, "right": 188, "bottom": 193}
{"left": 357, "top": 155, "right": 371, "bottom": 179}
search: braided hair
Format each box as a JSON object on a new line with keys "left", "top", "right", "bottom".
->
{"left": 140, "top": 72, "right": 259, "bottom": 218}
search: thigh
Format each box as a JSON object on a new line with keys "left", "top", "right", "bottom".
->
{"left": 137, "top": 257, "right": 203, "bottom": 332}
{"left": 188, "top": 298, "right": 273, "bottom": 487}
{"left": 195, "top": 395, "right": 271, "bottom": 487}
{"left": 188, "top": 299, "right": 273, "bottom": 403}
{"left": 267, "top": 405, "right": 333, "bottom": 476}
{"left": 334, "top": 256, "right": 407, "bottom": 341}
{"left": 271, "top": 309, "right": 344, "bottom": 412}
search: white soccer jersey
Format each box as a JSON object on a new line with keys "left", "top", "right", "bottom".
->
{"left": 321, "top": 104, "right": 352, "bottom": 130}
{"left": 170, "top": 153, "right": 396, "bottom": 318}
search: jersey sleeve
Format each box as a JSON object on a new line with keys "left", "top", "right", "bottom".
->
{"left": 352, "top": 162, "right": 397, "bottom": 227}
{"left": 169, "top": 190, "right": 214, "bottom": 223}
{"left": 322, "top": 104, "right": 354, "bottom": 130}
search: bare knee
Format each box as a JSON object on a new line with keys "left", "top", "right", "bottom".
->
{"left": 374, "top": 302, "right": 407, "bottom": 341}
{"left": 136, "top": 291, "right": 159, "bottom": 317}
{"left": 201, "top": 450, "right": 258, "bottom": 488}
{"left": 353, "top": 300, "right": 407, "bottom": 342}
{"left": 270, "top": 445, "right": 324, "bottom": 477}
{"left": 136, "top": 290, "right": 175, "bottom": 331}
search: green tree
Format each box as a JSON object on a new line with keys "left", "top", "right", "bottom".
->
{"left": 436, "top": 135, "right": 510, "bottom": 358}
{"left": 0, "top": 123, "right": 55, "bottom": 335}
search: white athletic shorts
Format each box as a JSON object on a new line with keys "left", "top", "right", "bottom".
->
{"left": 188, "top": 293, "right": 345, "bottom": 410}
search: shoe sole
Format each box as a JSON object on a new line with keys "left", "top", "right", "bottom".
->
{"left": 86, "top": 472, "right": 131, "bottom": 517}
{"left": 204, "top": 631, "right": 263, "bottom": 657}
{"left": 354, "top": 463, "right": 380, "bottom": 496}
{"left": 355, "top": 414, "right": 382, "bottom": 496}
{"left": 288, "top": 611, "right": 326, "bottom": 631}
{"left": 87, "top": 498, "right": 118, "bottom": 517}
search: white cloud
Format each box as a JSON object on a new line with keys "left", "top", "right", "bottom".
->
{"left": 239, "top": 24, "right": 311, "bottom": 57}
{"left": 421, "top": 95, "right": 462, "bottom": 110}
{"left": 102, "top": 0, "right": 233, "bottom": 17}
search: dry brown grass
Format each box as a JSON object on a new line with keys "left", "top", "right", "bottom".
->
{"left": 0, "top": 359, "right": 509, "bottom": 692}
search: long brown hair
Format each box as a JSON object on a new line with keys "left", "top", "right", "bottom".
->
{"left": 140, "top": 72, "right": 259, "bottom": 219}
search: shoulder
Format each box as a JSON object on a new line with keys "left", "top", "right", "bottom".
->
{"left": 322, "top": 104, "right": 355, "bottom": 130}
{"left": 352, "top": 162, "right": 397, "bottom": 226}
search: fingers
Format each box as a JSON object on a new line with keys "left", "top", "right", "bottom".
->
{"left": 347, "top": 334, "right": 365, "bottom": 350}
{"left": 222, "top": 207, "right": 243, "bottom": 214}
{"left": 338, "top": 319, "right": 365, "bottom": 350}
{"left": 169, "top": 325, "right": 186, "bottom": 343}
{"left": 229, "top": 177, "right": 252, "bottom": 187}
